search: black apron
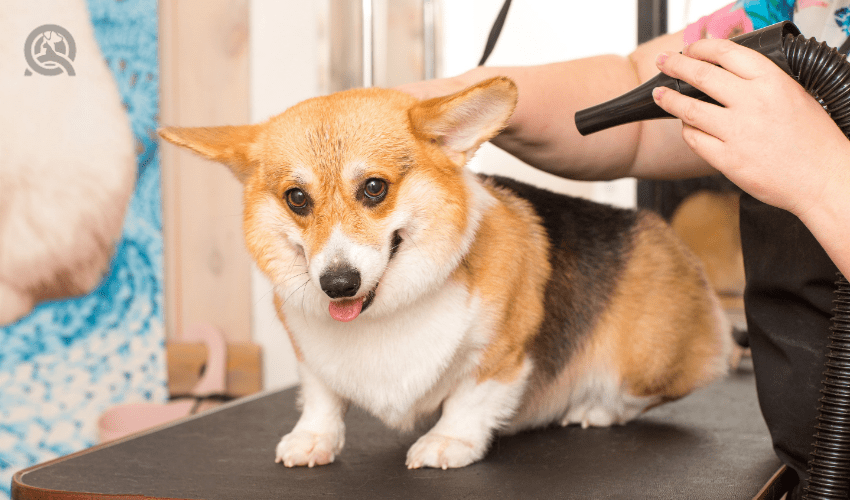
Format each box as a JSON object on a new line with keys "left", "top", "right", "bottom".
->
{"left": 740, "top": 193, "right": 838, "bottom": 496}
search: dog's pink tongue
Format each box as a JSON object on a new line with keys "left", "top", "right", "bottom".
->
{"left": 328, "top": 297, "right": 364, "bottom": 322}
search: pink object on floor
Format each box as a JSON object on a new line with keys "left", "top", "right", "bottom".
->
{"left": 98, "top": 323, "right": 228, "bottom": 443}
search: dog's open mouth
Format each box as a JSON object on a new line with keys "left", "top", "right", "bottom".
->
{"left": 328, "top": 288, "right": 376, "bottom": 322}
{"left": 326, "top": 230, "right": 401, "bottom": 322}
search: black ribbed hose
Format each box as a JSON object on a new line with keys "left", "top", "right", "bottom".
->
{"left": 782, "top": 33, "right": 850, "bottom": 141}
{"left": 779, "top": 33, "right": 850, "bottom": 500}
{"left": 805, "top": 273, "right": 850, "bottom": 500}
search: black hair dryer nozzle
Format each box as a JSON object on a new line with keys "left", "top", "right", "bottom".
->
{"left": 574, "top": 21, "right": 801, "bottom": 136}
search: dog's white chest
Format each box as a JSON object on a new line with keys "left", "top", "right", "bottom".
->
{"left": 286, "top": 282, "right": 479, "bottom": 428}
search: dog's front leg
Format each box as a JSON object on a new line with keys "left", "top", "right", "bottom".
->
{"left": 275, "top": 364, "right": 347, "bottom": 467}
{"left": 406, "top": 368, "right": 528, "bottom": 469}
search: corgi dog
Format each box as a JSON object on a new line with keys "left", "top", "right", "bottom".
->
{"left": 159, "top": 77, "right": 731, "bottom": 470}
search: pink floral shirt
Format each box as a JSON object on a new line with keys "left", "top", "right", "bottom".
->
{"left": 685, "top": 0, "right": 850, "bottom": 49}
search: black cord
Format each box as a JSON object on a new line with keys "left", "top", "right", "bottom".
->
{"left": 478, "top": 0, "right": 512, "bottom": 66}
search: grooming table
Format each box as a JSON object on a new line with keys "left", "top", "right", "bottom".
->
{"left": 12, "top": 358, "right": 789, "bottom": 499}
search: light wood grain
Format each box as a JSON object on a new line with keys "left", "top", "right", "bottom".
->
{"left": 159, "top": 0, "right": 252, "bottom": 342}
{"left": 167, "top": 342, "right": 263, "bottom": 398}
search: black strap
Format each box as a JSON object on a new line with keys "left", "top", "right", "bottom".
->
{"left": 478, "top": 0, "right": 512, "bottom": 66}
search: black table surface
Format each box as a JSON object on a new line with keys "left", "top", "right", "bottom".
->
{"left": 14, "top": 358, "right": 782, "bottom": 499}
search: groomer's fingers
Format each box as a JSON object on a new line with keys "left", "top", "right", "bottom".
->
{"left": 683, "top": 38, "right": 774, "bottom": 80}
{"left": 680, "top": 123, "right": 727, "bottom": 170}
{"left": 652, "top": 86, "right": 728, "bottom": 141}
{"left": 656, "top": 50, "right": 744, "bottom": 107}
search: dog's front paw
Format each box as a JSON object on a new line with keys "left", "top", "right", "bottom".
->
{"left": 275, "top": 430, "right": 344, "bottom": 468}
{"left": 406, "top": 432, "right": 485, "bottom": 470}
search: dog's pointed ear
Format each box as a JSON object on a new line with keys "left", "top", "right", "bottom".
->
{"left": 158, "top": 124, "right": 260, "bottom": 182}
{"left": 409, "top": 76, "right": 517, "bottom": 166}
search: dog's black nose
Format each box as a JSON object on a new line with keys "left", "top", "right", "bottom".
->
{"left": 319, "top": 266, "right": 361, "bottom": 298}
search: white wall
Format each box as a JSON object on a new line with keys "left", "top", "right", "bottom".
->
{"left": 248, "top": 0, "right": 732, "bottom": 390}
{"left": 669, "top": 0, "right": 733, "bottom": 33}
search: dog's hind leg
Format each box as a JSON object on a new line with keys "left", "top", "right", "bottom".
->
{"left": 558, "top": 375, "right": 662, "bottom": 429}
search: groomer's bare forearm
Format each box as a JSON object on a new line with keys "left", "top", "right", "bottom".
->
{"left": 451, "top": 59, "right": 646, "bottom": 180}
{"left": 417, "top": 31, "right": 717, "bottom": 181}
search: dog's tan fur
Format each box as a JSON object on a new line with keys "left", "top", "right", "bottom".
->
{"left": 608, "top": 213, "right": 729, "bottom": 400}
{"left": 452, "top": 182, "right": 552, "bottom": 384}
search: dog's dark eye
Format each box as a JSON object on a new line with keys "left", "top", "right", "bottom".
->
{"left": 363, "top": 179, "right": 387, "bottom": 201}
{"left": 285, "top": 188, "right": 308, "bottom": 211}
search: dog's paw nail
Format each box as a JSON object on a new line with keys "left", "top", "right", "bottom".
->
{"left": 276, "top": 430, "right": 342, "bottom": 468}
{"left": 406, "top": 433, "right": 481, "bottom": 469}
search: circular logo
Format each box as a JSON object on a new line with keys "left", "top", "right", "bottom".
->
{"left": 24, "top": 24, "right": 76, "bottom": 76}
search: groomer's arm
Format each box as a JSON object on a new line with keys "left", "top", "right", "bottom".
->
{"left": 398, "top": 30, "right": 716, "bottom": 181}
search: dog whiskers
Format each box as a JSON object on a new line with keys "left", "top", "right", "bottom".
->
{"left": 282, "top": 271, "right": 309, "bottom": 284}
{"left": 285, "top": 255, "right": 307, "bottom": 276}
{"left": 254, "top": 285, "right": 276, "bottom": 306}
{"left": 404, "top": 231, "right": 426, "bottom": 261}
{"left": 282, "top": 279, "right": 310, "bottom": 307}
{"left": 301, "top": 280, "right": 311, "bottom": 329}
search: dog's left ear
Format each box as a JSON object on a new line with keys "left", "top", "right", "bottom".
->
{"left": 158, "top": 124, "right": 260, "bottom": 182}
{"left": 409, "top": 76, "right": 518, "bottom": 167}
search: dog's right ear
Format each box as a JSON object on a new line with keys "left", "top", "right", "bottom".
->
{"left": 409, "top": 76, "right": 517, "bottom": 167}
{"left": 158, "top": 125, "right": 260, "bottom": 183}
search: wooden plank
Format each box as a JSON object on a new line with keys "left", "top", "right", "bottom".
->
{"left": 159, "top": 0, "right": 253, "bottom": 342}
{"left": 167, "top": 342, "right": 263, "bottom": 398}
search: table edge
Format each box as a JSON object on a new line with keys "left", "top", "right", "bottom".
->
{"left": 11, "top": 387, "right": 292, "bottom": 500}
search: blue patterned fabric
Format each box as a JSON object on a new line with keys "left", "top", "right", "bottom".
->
{"left": 739, "top": 0, "right": 796, "bottom": 29}
{"left": 0, "top": 1, "right": 165, "bottom": 497}
{"left": 836, "top": 6, "right": 850, "bottom": 35}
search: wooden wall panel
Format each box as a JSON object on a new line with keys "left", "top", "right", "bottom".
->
{"left": 159, "top": 0, "right": 252, "bottom": 342}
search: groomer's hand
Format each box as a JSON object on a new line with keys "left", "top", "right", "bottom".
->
{"left": 652, "top": 38, "right": 850, "bottom": 220}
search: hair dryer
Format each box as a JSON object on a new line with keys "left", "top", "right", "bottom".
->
{"left": 575, "top": 21, "right": 850, "bottom": 500}
{"left": 574, "top": 21, "right": 850, "bottom": 139}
